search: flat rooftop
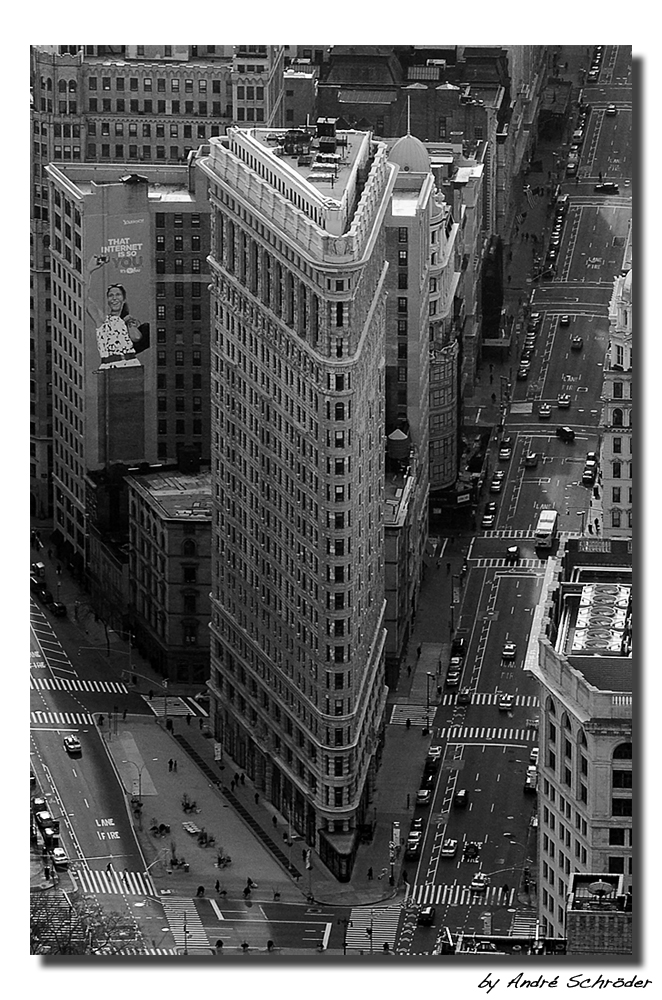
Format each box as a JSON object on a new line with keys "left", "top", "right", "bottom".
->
{"left": 128, "top": 470, "right": 212, "bottom": 521}
{"left": 232, "top": 125, "right": 370, "bottom": 204}
{"left": 558, "top": 581, "right": 632, "bottom": 692}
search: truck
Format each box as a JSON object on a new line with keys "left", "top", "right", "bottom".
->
{"left": 534, "top": 509, "right": 559, "bottom": 549}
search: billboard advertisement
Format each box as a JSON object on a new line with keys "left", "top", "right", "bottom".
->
{"left": 84, "top": 181, "right": 156, "bottom": 468}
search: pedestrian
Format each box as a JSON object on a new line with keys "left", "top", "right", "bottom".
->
{"left": 446, "top": 562, "right": 451, "bottom": 575}
{"left": 230, "top": 779, "right": 235, "bottom": 791}
{"left": 196, "top": 885, "right": 205, "bottom": 897}
{"left": 508, "top": 274, "right": 512, "bottom": 283}
{"left": 199, "top": 718, "right": 203, "bottom": 730}
{"left": 122, "top": 708, "right": 127, "bottom": 721}
{"left": 173, "top": 759, "right": 178, "bottom": 773}
{"left": 407, "top": 664, "right": 411, "bottom": 678}
{"left": 149, "top": 689, "right": 153, "bottom": 700}
{"left": 367, "top": 867, "right": 373, "bottom": 880}
{"left": 489, "top": 373, "right": 493, "bottom": 384}
{"left": 503, "top": 883, "right": 509, "bottom": 896}
{"left": 215, "top": 879, "right": 220, "bottom": 893}
{"left": 243, "top": 886, "right": 251, "bottom": 899}
{"left": 106, "top": 862, "right": 113, "bottom": 873}
{"left": 491, "top": 392, "right": 497, "bottom": 404}
{"left": 168, "top": 758, "right": 173, "bottom": 772}
{"left": 416, "top": 644, "right": 422, "bottom": 659}
{"left": 240, "top": 773, "right": 245, "bottom": 785}
{"left": 255, "top": 792, "right": 259, "bottom": 805}
{"left": 599, "top": 171, "right": 603, "bottom": 183}
{"left": 272, "top": 815, "right": 278, "bottom": 829}
{"left": 186, "top": 714, "right": 191, "bottom": 725}
{"left": 47, "top": 548, "right": 52, "bottom": 559}
{"left": 576, "top": 175, "right": 579, "bottom": 186}
{"left": 405, "top": 718, "right": 411, "bottom": 729}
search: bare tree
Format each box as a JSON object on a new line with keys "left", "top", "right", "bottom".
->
{"left": 30, "top": 890, "right": 143, "bottom": 955}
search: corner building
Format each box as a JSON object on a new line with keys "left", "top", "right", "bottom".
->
{"left": 200, "top": 125, "right": 397, "bottom": 879}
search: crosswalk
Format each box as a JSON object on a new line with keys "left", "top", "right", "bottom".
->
{"left": 121, "top": 947, "right": 179, "bottom": 956}
{"left": 511, "top": 911, "right": 540, "bottom": 936}
{"left": 31, "top": 710, "right": 94, "bottom": 727}
{"left": 435, "top": 693, "right": 539, "bottom": 709}
{"left": 389, "top": 704, "right": 436, "bottom": 727}
{"left": 344, "top": 904, "right": 404, "bottom": 953}
{"left": 409, "top": 883, "right": 514, "bottom": 908}
{"left": 143, "top": 696, "right": 205, "bottom": 718}
{"left": 31, "top": 676, "right": 128, "bottom": 694}
{"left": 473, "top": 558, "right": 547, "bottom": 570}
{"left": 482, "top": 529, "right": 535, "bottom": 538}
{"left": 162, "top": 898, "right": 212, "bottom": 954}
{"left": 432, "top": 726, "right": 536, "bottom": 744}
{"left": 73, "top": 868, "right": 156, "bottom": 897}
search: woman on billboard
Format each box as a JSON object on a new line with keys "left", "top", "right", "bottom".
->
{"left": 87, "top": 255, "right": 150, "bottom": 370}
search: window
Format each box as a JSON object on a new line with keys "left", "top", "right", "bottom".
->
{"left": 613, "top": 770, "right": 632, "bottom": 788}
{"left": 613, "top": 437, "right": 622, "bottom": 454}
{"left": 609, "top": 828, "right": 626, "bottom": 846}
{"left": 612, "top": 461, "right": 621, "bottom": 478}
{"left": 397, "top": 272, "right": 408, "bottom": 290}
{"left": 611, "top": 798, "right": 632, "bottom": 817}
{"left": 613, "top": 743, "right": 632, "bottom": 759}
{"left": 397, "top": 297, "right": 407, "bottom": 313}
{"left": 613, "top": 381, "right": 623, "bottom": 399}
{"left": 611, "top": 510, "right": 622, "bottom": 528}
{"left": 612, "top": 487, "right": 621, "bottom": 503}
{"left": 613, "top": 407, "right": 624, "bottom": 427}
{"left": 398, "top": 227, "right": 408, "bottom": 243}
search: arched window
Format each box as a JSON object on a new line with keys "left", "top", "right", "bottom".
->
{"left": 562, "top": 712, "right": 572, "bottom": 732}
{"left": 613, "top": 407, "right": 624, "bottom": 427}
{"left": 546, "top": 696, "right": 555, "bottom": 715}
{"left": 613, "top": 742, "right": 632, "bottom": 760}
{"left": 334, "top": 402, "right": 345, "bottom": 422}
{"left": 579, "top": 730, "right": 587, "bottom": 747}
{"left": 182, "top": 538, "right": 197, "bottom": 557}
{"left": 68, "top": 79, "right": 77, "bottom": 93}
{"left": 59, "top": 79, "right": 67, "bottom": 93}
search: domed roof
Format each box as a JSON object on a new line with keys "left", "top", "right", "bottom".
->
{"left": 389, "top": 133, "right": 430, "bottom": 174}
{"left": 622, "top": 268, "right": 632, "bottom": 302}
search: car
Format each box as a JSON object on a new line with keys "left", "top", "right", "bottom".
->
{"left": 565, "top": 161, "right": 577, "bottom": 177}
{"left": 445, "top": 671, "right": 461, "bottom": 688}
{"left": 489, "top": 475, "right": 504, "bottom": 494}
{"left": 410, "top": 817, "right": 424, "bottom": 833}
{"left": 586, "top": 451, "right": 598, "bottom": 464}
{"left": 30, "top": 574, "right": 42, "bottom": 594}
{"left": 418, "top": 905, "right": 436, "bottom": 926}
{"left": 499, "top": 694, "right": 514, "bottom": 711}
{"left": 571, "top": 336, "right": 584, "bottom": 351}
{"left": 63, "top": 735, "right": 82, "bottom": 754}
{"left": 32, "top": 796, "right": 47, "bottom": 814}
{"left": 539, "top": 403, "right": 552, "bottom": 419}
{"left": 441, "top": 839, "right": 459, "bottom": 857}
{"left": 502, "top": 641, "right": 517, "bottom": 660}
{"left": 524, "top": 773, "right": 538, "bottom": 793}
{"left": 572, "top": 129, "right": 584, "bottom": 144}
{"left": 546, "top": 248, "right": 558, "bottom": 261}
{"left": 50, "top": 602, "right": 67, "bottom": 617}
{"left": 587, "top": 68, "right": 599, "bottom": 82}
{"left": 30, "top": 768, "right": 36, "bottom": 788}
{"left": 524, "top": 452, "right": 539, "bottom": 468}
{"left": 470, "top": 873, "right": 489, "bottom": 892}
{"left": 464, "top": 841, "right": 480, "bottom": 860}
{"left": 606, "top": 104, "right": 617, "bottom": 116}
{"left": 594, "top": 182, "right": 619, "bottom": 194}
{"left": 481, "top": 509, "right": 496, "bottom": 528}
{"left": 451, "top": 637, "right": 467, "bottom": 658}
{"left": 520, "top": 349, "right": 534, "bottom": 364}
{"left": 426, "top": 746, "right": 443, "bottom": 764}
{"left": 416, "top": 789, "right": 432, "bottom": 806}
{"left": 457, "top": 688, "right": 472, "bottom": 705}
{"left": 530, "top": 747, "right": 540, "bottom": 765}
{"left": 529, "top": 312, "right": 542, "bottom": 326}
{"left": 557, "top": 394, "right": 571, "bottom": 409}
{"left": 559, "top": 314, "right": 571, "bottom": 326}
{"left": 582, "top": 463, "right": 597, "bottom": 486}
{"left": 35, "top": 810, "right": 55, "bottom": 829}
{"left": 516, "top": 366, "right": 529, "bottom": 381}
{"left": 556, "top": 425, "right": 576, "bottom": 443}
{"left": 37, "top": 587, "right": 54, "bottom": 606}
{"left": 454, "top": 788, "right": 468, "bottom": 807}
{"left": 51, "top": 847, "right": 69, "bottom": 869}
{"left": 549, "top": 235, "right": 562, "bottom": 248}
{"left": 420, "top": 772, "right": 436, "bottom": 790}
{"left": 505, "top": 545, "right": 520, "bottom": 564}
{"left": 405, "top": 838, "right": 421, "bottom": 859}
{"left": 449, "top": 655, "right": 464, "bottom": 672}
{"left": 499, "top": 437, "right": 513, "bottom": 461}
{"left": 527, "top": 765, "right": 538, "bottom": 781}
{"left": 524, "top": 336, "right": 537, "bottom": 350}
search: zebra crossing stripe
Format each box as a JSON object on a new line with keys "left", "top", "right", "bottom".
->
{"left": 412, "top": 883, "right": 507, "bottom": 907}
{"left": 31, "top": 711, "right": 95, "bottom": 726}
{"left": 511, "top": 912, "right": 539, "bottom": 935}
{"left": 74, "top": 868, "right": 156, "bottom": 896}
{"left": 344, "top": 904, "right": 403, "bottom": 952}
{"left": 31, "top": 677, "right": 128, "bottom": 694}
{"left": 162, "top": 898, "right": 211, "bottom": 952}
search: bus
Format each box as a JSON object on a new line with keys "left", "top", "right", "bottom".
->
{"left": 534, "top": 509, "right": 559, "bottom": 549}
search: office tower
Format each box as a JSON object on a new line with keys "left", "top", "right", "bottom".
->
{"left": 200, "top": 123, "right": 398, "bottom": 879}
{"left": 531, "top": 537, "right": 632, "bottom": 939}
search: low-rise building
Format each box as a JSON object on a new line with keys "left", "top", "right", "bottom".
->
{"left": 126, "top": 467, "right": 212, "bottom": 686}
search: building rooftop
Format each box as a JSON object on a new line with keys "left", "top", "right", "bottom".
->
{"left": 384, "top": 468, "right": 415, "bottom": 528}
{"left": 127, "top": 470, "right": 212, "bottom": 521}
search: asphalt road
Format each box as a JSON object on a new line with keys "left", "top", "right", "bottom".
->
{"left": 401, "top": 42, "right": 631, "bottom": 954}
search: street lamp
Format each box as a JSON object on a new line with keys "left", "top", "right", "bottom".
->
{"left": 122, "top": 760, "right": 145, "bottom": 800}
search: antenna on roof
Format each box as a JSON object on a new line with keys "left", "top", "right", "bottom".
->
{"left": 407, "top": 94, "right": 411, "bottom": 135}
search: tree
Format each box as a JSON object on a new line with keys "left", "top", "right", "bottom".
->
{"left": 30, "top": 890, "right": 143, "bottom": 955}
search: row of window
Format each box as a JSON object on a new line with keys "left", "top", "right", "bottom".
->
{"left": 88, "top": 76, "right": 223, "bottom": 94}
{"left": 88, "top": 99, "right": 223, "bottom": 116}
{"left": 157, "top": 234, "right": 203, "bottom": 252}
{"left": 86, "top": 143, "right": 211, "bottom": 160}
{"left": 156, "top": 304, "right": 204, "bottom": 322}
{"left": 157, "top": 282, "right": 203, "bottom": 297}
{"left": 156, "top": 349, "right": 203, "bottom": 366}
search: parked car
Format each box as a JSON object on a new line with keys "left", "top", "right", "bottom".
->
{"left": 30, "top": 575, "right": 42, "bottom": 594}
{"left": 524, "top": 453, "right": 539, "bottom": 468}
{"left": 50, "top": 602, "right": 67, "bottom": 617}
{"left": 499, "top": 437, "right": 513, "bottom": 461}
{"left": 416, "top": 789, "right": 432, "bottom": 807}
{"left": 595, "top": 182, "right": 619, "bottom": 194}
{"left": 582, "top": 463, "right": 597, "bottom": 486}
{"left": 571, "top": 336, "right": 584, "bottom": 351}
{"left": 539, "top": 403, "right": 552, "bottom": 419}
{"left": 572, "top": 128, "right": 584, "bottom": 144}
{"left": 489, "top": 472, "right": 505, "bottom": 493}
{"left": 37, "top": 587, "right": 54, "bottom": 606}
{"left": 441, "top": 839, "right": 459, "bottom": 858}
{"left": 530, "top": 747, "right": 540, "bottom": 765}
{"left": 557, "top": 394, "right": 571, "bottom": 409}
{"left": 559, "top": 314, "right": 571, "bottom": 326}
{"left": 556, "top": 425, "right": 576, "bottom": 443}
{"left": 445, "top": 670, "right": 461, "bottom": 688}
{"left": 565, "top": 161, "right": 577, "bottom": 177}
{"left": 405, "top": 836, "right": 421, "bottom": 859}
{"left": 52, "top": 847, "right": 69, "bottom": 869}
{"left": 505, "top": 545, "right": 520, "bottom": 564}
{"left": 426, "top": 745, "right": 443, "bottom": 764}
{"left": 482, "top": 502, "right": 497, "bottom": 528}
{"left": 516, "top": 366, "right": 529, "bottom": 381}
{"left": 451, "top": 637, "right": 467, "bottom": 658}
